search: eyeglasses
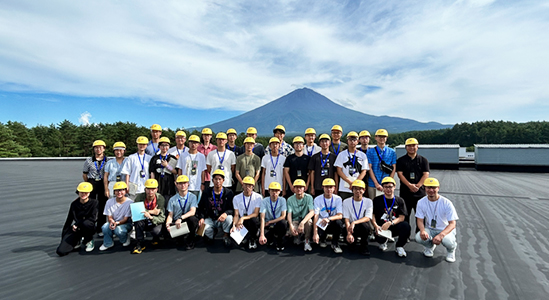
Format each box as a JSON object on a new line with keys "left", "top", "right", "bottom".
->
{"left": 382, "top": 185, "right": 395, "bottom": 189}
{"left": 425, "top": 186, "right": 438, "bottom": 190}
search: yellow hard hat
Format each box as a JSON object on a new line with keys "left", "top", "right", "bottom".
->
{"left": 77, "top": 182, "right": 93, "bottom": 193}
{"left": 216, "top": 132, "right": 227, "bottom": 140}
{"left": 150, "top": 124, "right": 162, "bottom": 131}
{"left": 202, "top": 128, "right": 213, "bottom": 135}
{"left": 242, "top": 176, "right": 255, "bottom": 185}
{"left": 176, "top": 175, "right": 189, "bottom": 183}
{"left": 319, "top": 134, "right": 331, "bottom": 141}
{"left": 188, "top": 135, "right": 200, "bottom": 143}
{"left": 212, "top": 169, "right": 225, "bottom": 178}
{"left": 322, "top": 178, "right": 336, "bottom": 186}
{"left": 246, "top": 127, "right": 257, "bottom": 134}
{"left": 144, "top": 179, "right": 158, "bottom": 189}
{"left": 92, "top": 140, "right": 106, "bottom": 147}
{"left": 351, "top": 180, "right": 366, "bottom": 189}
{"left": 293, "top": 179, "right": 306, "bottom": 187}
{"left": 305, "top": 128, "right": 316, "bottom": 135}
{"left": 243, "top": 137, "right": 255, "bottom": 144}
{"left": 359, "top": 130, "right": 371, "bottom": 138}
{"left": 226, "top": 128, "right": 237, "bottom": 135}
{"left": 381, "top": 177, "right": 396, "bottom": 185}
{"left": 292, "top": 136, "right": 305, "bottom": 144}
{"left": 424, "top": 178, "right": 440, "bottom": 187}
{"left": 405, "top": 138, "right": 419, "bottom": 145}
{"left": 136, "top": 136, "right": 149, "bottom": 144}
{"left": 158, "top": 137, "right": 170, "bottom": 145}
{"left": 375, "top": 129, "right": 388, "bottom": 136}
{"left": 269, "top": 137, "right": 281, "bottom": 144}
{"left": 175, "top": 131, "right": 187, "bottom": 137}
{"left": 347, "top": 131, "right": 359, "bottom": 138}
{"left": 331, "top": 125, "right": 343, "bottom": 132}
{"left": 268, "top": 181, "right": 281, "bottom": 190}
{"left": 113, "top": 141, "right": 126, "bottom": 150}
{"left": 113, "top": 181, "right": 128, "bottom": 190}
{"left": 273, "top": 125, "right": 286, "bottom": 133}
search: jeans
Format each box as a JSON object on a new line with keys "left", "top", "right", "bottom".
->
{"left": 204, "top": 215, "right": 233, "bottom": 239}
{"left": 415, "top": 228, "right": 457, "bottom": 251}
{"left": 101, "top": 222, "right": 132, "bottom": 247}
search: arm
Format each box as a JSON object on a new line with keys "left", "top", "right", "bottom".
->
{"left": 336, "top": 166, "right": 352, "bottom": 186}
{"left": 397, "top": 171, "right": 418, "bottom": 193}
{"left": 269, "top": 211, "right": 287, "bottom": 225}
{"left": 259, "top": 213, "right": 267, "bottom": 245}
{"left": 103, "top": 173, "right": 110, "bottom": 198}
{"left": 381, "top": 214, "right": 404, "bottom": 230}
{"left": 432, "top": 220, "right": 457, "bottom": 245}
{"left": 357, "top": 169, "right": 367, "bottom": 181}
{"left": 235, "top": 170, "right": 244, "bottom": 187}
{"left": 200, "top": 170, "right": 206, "bottom": 191}
{"left": 417, "top": 171, "right": 430, "bottom": 188}
{"left": 345, "top": 217, "right": 354, "bottom": 243}
{"left": 283, "top": 167, "right": 292, "bottom": 194}
{"left": 298, "top": 209, "right": 315, "bottom": 234}
{"left": 416, "top": 217, "right": 429, "bottom": 240}
{"left": 390, "top": 164, "right": 396, "bottom": 178}
{"left": 312, "top": 214, "right": 320, "bottom": 244}
{"left": 309, "top": 170, "right": 315, "bottom": 195}
{"left": 82, "top": 173, "right": 88, "bottom": 181}
{"left": 254, "top": 169, "right": 261, "bottom": 184}
{"left": 231, "top": 164, "right": 235, "bottom": 174}
{"left": 261, "top": 167, "right": 266, "bottom": 196}
{"left": 368, "top": 166, "right": 382, "bottom": 191}
{"left": 287, "top": 212, "right": 296, "bottom": 235}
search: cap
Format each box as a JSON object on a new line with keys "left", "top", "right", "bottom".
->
{"left": 246, "top": 127, "right": 257, "bottom": 134}
{"left": 424, "top": 178, "right": 440, "bottom": 187}
{"left": 77, "top": 182, "right": 93, "bottom": 193}
{"left": 359, "top": 130, "right": 371, "bottom": 138}
{"left": 405, "top": 138, "right": 419, "bottom": 145}
{"left": 201, "top": 128, "right": 213, "bottom": 135}
{"left": 113, "top": 141, "right": 126, "bottom": 150}
{"left": 293, "top": 179, "right": 306, "bottom": 187}
{"left": 113, "top": 182, "right": 128, "bottom": 190}
{"left": 242, "top": 176, "right": 255, "bottom": 185}
{"left": 292, "top": 136, "right": 305, "bottom": 144}
{"left": 144, "top": 179, "right": 158, "bottom": 189}
{"left": 375, "top": 129, "right": 388, "bottom": 136}
{"left": 351, "top": 180, "right": 366, "bottom": 189}
{"left": 188, "top": 135, "right": 200, "bottom": 143}
{"left": 212, "top": 169, "right": 225, "bottom": 178}
{"left": 331, "top": 125, "right": 343, "bottom": 132}
{"left": 243, "top": 137, "right": 255, "bottom": 144}
{"left": 226, "top": 128, "right": 237, "bottom": 135}
{"left": 347, "top": 131, "right": 359, "bottom": 138}
{"left": 176, "top": 175, "right": 189, "bottom": 183}
{"left": 150, "top": 124, "right": 162, "bottom": 131}
{"left": 319, "top": 134, "right": 331, "bottom": 141}
{"left": 381, "top": 177, "right": 396, "bottom": 185}
{"left": 269, "top": 137, "right": 281, "bottom": 144}
{"left": 175, "top": 131, "right": 187, "bottom": 137}
{"left": 158, "top": 137, "right": 170, "bottom": 145}
{"left": 268, "top": 182, "right": 281, "bottom": 190}
{"left": 92, "top": 140, "right": 106, "bottom": 148}
{"left": 305, "top": 128, "right": 316, "bottom": 135}
{"left": 322, "top": 178, "right": 336, "bottom": 186}
{"left": 136, "top": 136, "right": 149, "bottom": 144}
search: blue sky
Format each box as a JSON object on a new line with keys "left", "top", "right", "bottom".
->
{"left": 1, "top": 0, "right": 548, "bottom": 129}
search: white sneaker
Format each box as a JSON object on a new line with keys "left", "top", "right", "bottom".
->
{"left": 99, "top": 243, "right": 113, "bottom": 251}
{"left": 98, "top": 232, "right": 104, "bottom": 237}
{"left": 446, "top": 249, "right": 456, "bottom": 263}
{"left": 85, "top": 240, "right": 95, "bottom": 252}
{"left": 423, "top": 245, "right": 436, "bottom": 257}
{"left": 332, "top": 244, "right": 343, "bottom": 254}
{"left": 304, "top": 241, "right": 312, "bottom": 251}
{"left": 130, "top": 228, "right": 136, "bottom": 240}
{"left": 249, "top": 240, "right": 257, "bottom": 249}
{"left": 378, "top": 242, "right": 388, "bottom": 251}
{"left": 396, "top": 247, "right": 407, "bottom": 257}
{"left": 320, "top": 241, "right": 327, "bottom": 248}
{"left": 122, "top": 238, "right": 131, "bottom": 247}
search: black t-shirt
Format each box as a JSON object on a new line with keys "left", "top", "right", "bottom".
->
{"left": 372, "top": 195, "right": 407, "bottom": 225}
{"left": 308, "top": 151, "right": 337, "bottom": 191}
{"left": 198, "top": 187, "right": 234, "bottom": 219}
{"left": 283, "top": 154, "right": 310, "bottom": 186}
{"left": 150, "top": 153, "right": 178, "bottom": 196}
{"left": 396, "top": 154, "right": 430, "bottom": 198}
{"left": 227, "top": 145, "right": 244, "bottom": 157}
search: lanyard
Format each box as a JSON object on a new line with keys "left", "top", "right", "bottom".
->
{"left": 332, "top": 143, "right": 341, "bottom": 156}
{"left": 160, "top": 153, "right": 169, "bottom": 177}
{"left": 212, "top": 189, "right": 223, "bottom": 210}
{"left": 270, "top": 198, "right": 279, "bottom": 219}
{"left": 429, "top": 200, "right": 439, "bottom": 222}
{"left": 270, "top": 153, "right": 280, "bottom": 171}
{"left": 383, "top": 195, "right": 396, "bottom": 219}
{"left": 216, "top": 150, "right": 226, "bottom": 166}
{"left": 149, "top": 141, "right": 157, "bottom": 154}
{"left": 321, "top": 152, "right": 330, "bottom": 169}
{"left": 227, "top": 145, "right": 236, "bottom": 152}
{"left": 376, "top": 146, "right": 386, "bottom": 160}
{"left": 177, "top": 193, "right": 189, "bottom": 214}
{"left": 352, "top": 199, "right": 363, "bottom": 221}
{"left": 306, "top": 145, "right": 314, "bottom": 157}
{"left": 137, "top": 153, "right": 146, "bottom": 171}
{"left": 323, "top": 195, "right": 334, "bottom": 216}
{"left": 347, "top": 150, "right": 357, "bottom": 169}
{"left": 176, "top": 147, "right": 186, "bottom": 158}
{"left": 243, "top": 193, "right": 251, "bottom": 215}
{"left": 94, "top": 157, "right": 106, "bottom": 177}
{"left": 145, "top": 196, "right": 156, "bottom": 210}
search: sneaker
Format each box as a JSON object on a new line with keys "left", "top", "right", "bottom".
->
{"left": 396, "top": 247, "right": 407, "bottom": 257}
{"left": 446, "top": 249, "right": 456, "bottom": 263}
{"left": 304, "top": 241, "right": 312, "bottom": 252}
{"left": 185, "top": 241, "right": 195, "bottom": 250}
{"left": 378, "top": 242, "right": 388, "bottom": 251}
{"left": 85, "top": 240, "right": 95, "bottom": 252}
{"left": 132, "top": 244, "right": 145, "bottom": 254}
{"left": 122, "top": 239, "right": 131, "bottom": 247}
{"left": 332, "top": 244, "right": 343, "bottom": 254}
{"left": 99, "top": 243, "right": 113, "bottom": 251}
{"left": 74, "top": 238, "right": 82, "bottom": 250}
{"left": 320, "top": 240, "right": 327, "bottom": 248}
{"left": 249, "top": 240, "right": 258, "bottom": 249}
{"left": 223, "top": 236, "right": 231, "bottom": 248}
{"left": 293, "top": 236, "right": 301, "bottom": 245}
{"left": 423, "top": 245, "right": 436, "bottom": 257}
{"left": 368, "top": 233, "right": 375, "bottom": 241}
{"left": 98, "top": 232, "right": 104, "bottom": 237}
{"left": 276, "top": 245, "right": 285, "bottom": 251}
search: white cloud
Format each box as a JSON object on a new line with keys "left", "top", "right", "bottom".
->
{"left": 0, "top": 0, "right": 548, "bottom": 123}
{"left": 78, "top": 111, "right": 92, "bottom": 126}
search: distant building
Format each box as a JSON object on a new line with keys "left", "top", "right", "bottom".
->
{"left": 474, "top": 144, "right": 549, "bottom": 172}
{"left": 395, "top": 144, "right": 460, "bottom": 170}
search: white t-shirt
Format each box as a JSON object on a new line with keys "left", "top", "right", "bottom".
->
{"left": 313, "top": 194, "right": 343, "bottom": 219}
{"left": 415, "top": 195, "right": 459, "bottom": 231}
{"left": 120, "top": 152, "right": 152, "bottom": 193}
{"left": 207, "top": 150, "right": 237, "bottom": 187}
{"left": 261, "top": 153, "right": 286, "bottom": 190}
{"left": 342, "top": 197, "right": 373, "bottom": 223}
{"left": 103, "top": 198, "right": 133, "bottom": 222}
{"left": 233, "top": 192, "right": 262, "bottom": 217}
{"left": 177, "top": 152, "right": 207, "bottom": 191}
{"left": 168, "top": 146, "right": 189, "bottom": 160}
{"left": 334, "top": 149, "right": 369, "bottom": 193}
{"left": 304, "top": 144, "right": 321, "bottom": 157}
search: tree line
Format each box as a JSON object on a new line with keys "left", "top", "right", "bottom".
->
{"left": 1, "top": 120, "right": 548, "bottom": 157}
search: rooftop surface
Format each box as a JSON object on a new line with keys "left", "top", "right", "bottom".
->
{"left": 1, "top": 160, "right": 548, "bottom": 300}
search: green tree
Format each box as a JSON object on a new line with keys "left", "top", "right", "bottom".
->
{"left": 0, "top": 123, "right": 31, "bottom": 157}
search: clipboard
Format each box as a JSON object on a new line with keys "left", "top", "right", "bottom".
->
{"left": 196, "top": 223, "right": 211, "bottom": 237}
{"left": 316, "top": 218, "right": 328, "bottom": 231}
{"left": 169, "top": 222, "right": 190, "bottom": 238}
{"left": 378, "top": 229, "right": 394, "bottom": 242}
{"left": 230, "top": 226, "right": 248, "bottom": 245}
{"left": 130, "top": 202, "right": 146, "bottom": 222}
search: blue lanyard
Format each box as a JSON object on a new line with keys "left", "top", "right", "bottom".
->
{"left": 306, "top": 145, "right": 314, "bottom": 157}
{"left": 227, "top": 145, "right": 236, "bottom": 152}
{"left": 243, "top": 193, "right": 251, "bottom": 214}
{"left": 216, "top": 150, "right": 226, "bottom": 165}
{"left": 94, "top": 157, "right": 106, "bottom": 178}
{"left": 383, "top": 195, "right": 396, "bottom": 219}
{"left": 323, "top": 195, "right": 334, "bottom": 216}
{"left": 149, "top": 141, "right": 157, "bottom": 154}
{"left": 176, "top": 147, "right": 185, "bottom": 157}
{"left": 270, "top": 198, "right": 279, "bottom": 219}
{"left": 270, "top": 153, "right": 280, "bottom": 171}
{"left": 347, "top": 150, "right": 357, "bottom": 169}
{"left": 321, "top": 152, "right": 330, "bottom": 169}
{"left": 332, "top": 143, "right": 341, "bottom": 156}
{"left": 160, "top": 153, "right": 169, "bottom": 178}
{"left": 137, "top": 153, "right": 146, "bottom": 171}
{"left": 212, "top": 189, "right": 223, "bottom": 210}
{"left": 376, "top": 146, "right": 386, "bottom": 159}
{"left": 352, "top": 199, "right": 363, "bottom": 220}
{"left": 177, "top": 193, "right": 189, "bottom": 214}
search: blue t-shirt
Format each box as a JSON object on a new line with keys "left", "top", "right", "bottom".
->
{"left": 260, "top": 197, "right": 287, "bottom": 221}
{"left": 366, "top": 146, "right": 396, "bottom": 187}
{"left": 167, "top": 193, "right": 198, "bottom": 219}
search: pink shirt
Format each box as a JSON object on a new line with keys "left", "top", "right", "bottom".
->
{"left": 198, "top": 143, "right": 217, "bottom": 181}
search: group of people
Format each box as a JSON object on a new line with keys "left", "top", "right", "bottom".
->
{"left": 57, "top": 124, "right": 459, "bottom": 263}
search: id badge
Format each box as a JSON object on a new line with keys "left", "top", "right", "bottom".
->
{"left": 95, "top": 177, "right": 102, "bottom": 182}
{"left": 246, "top": 169, "right": 251, "bottom": 176}
{"left": 297, "top": 170, "right": 302, "bottom": 177}
{"left": 381, "top": 213, "right": 388, "bottom": 221}
{"left": 410, "top": 172, "right": 416, "bottom": 180}
{"left": 219, "top": 165, "right": 224, "bottom": 170}
{"left": 430, "top": 219, "right": 437, "bottom": 228}
{"left": 321, "top": 169, "right": 328, "bottom": 176}
{"left": 116, "top": 175, "right": 121, "bottom": 181}
{"left": 270, "top": 170, "right": 276, "bottom": 177}
{"left": 243, "top": 212, "right": 248, "bottom": 217}
{"left": 349, "top": 167, "right": 356, "bottom": 175}
{"left": 140, "top": 170, "right": 145, "bottom": 178}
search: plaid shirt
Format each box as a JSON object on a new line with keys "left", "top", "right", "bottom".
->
{"left": 366, "top": 146, "right": 396, "bottom": 187}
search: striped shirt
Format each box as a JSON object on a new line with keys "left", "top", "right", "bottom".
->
{"left": 83, "top": 156, "right": 109, "bottom": 180}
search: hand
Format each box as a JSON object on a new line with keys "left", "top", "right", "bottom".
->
{"left": 313, "top": 233, "right": 319, "bottom": 244}
{"left": 143, "top": 211, "right": 152, "bottom": 219}
{"left": 290, "top": 226, "right": 298, "bottom": 236}
{"left": 236, "top": 218, "right": 244, "bottom": 228}
{"left": 161, "top": 160, "right": 168, "bottom": 167}
{"left": 217, "top": 213, "right": 227, "bottom": 222}
{"left": 166, "top": 223, "right": 171, "bottom": 231}
{"left": 410, "top": 184, "right": 419, "bottom": 193}
{"left": 201, "top": 184, "right": 205, "bottom": 191}
{"left": 282, "top": 189, "right": 286, "bottom": 197}
{"left": 381, "top": 222, "right": 391, "bottom": 231}
{"left": 374, "top": 224, "right": 380, "bottom": 235}
{"left": 259, "top": 235, "right": 267, "bottom": 245}
{"left": 420, "top": 230, "right": 430, "bottom": 241}
{"left": 346, "top": 233, "right": 355, "bottom": 244}
{"left": 375, "top": 183, "right": 383, "bottom": 191}
{"left": 297, "top": 222, "right": 305, "bottom": 234}
{"left": 109, "top": 221, "right": 117, "bottom": 230}
{"left": 105, "top": 190, "right": 110, "bottom": 198}
{"left": 321, "top": 218, "right": 329, "bottom": 227}
{"left": 175, "top": 219, "right": 182, "bottom": 229}
{"left": 198, "top": 218, "right": 204, "bottom": 227}
{"left": 432, "top": 233, "right": 444, "bottom": 245}
{"left": 347, "top": 222, "right": 355, "bottom": 234}
{"left": 311, "top": 189, "right": 315, "bottom": 196}
{"left": 72, "top": 225, "right": 78, "bottom": 232}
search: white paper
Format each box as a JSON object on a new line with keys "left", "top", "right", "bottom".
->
{"left": 230, "top": 226, "right": 248, "bottom": 245}
{"left": 344, "top": 175, "right": 359, "bottom": 189}
{"left": 378, "top": 229, "right": 394, "bottom": 242}
{"left": 316, "top": 218, "right": 328, "bottom": 231}
{"left": 130, "top": 202, "right": 146, "bottom": 222}
{"left": 169, "top": 222, "right": 190, "bottom": 238}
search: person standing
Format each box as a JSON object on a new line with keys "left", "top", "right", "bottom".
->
{"left": 261, "top": 137, "right": 286, "bottom": 197}
{"left": 283, "top": 136, "right": 310, "bottom": 198}
{"left": 235, "top": 137, "right": 261, "bottom": 193}
{"left": 358, "top": 130, "right": 371, "bottom": 154}
{"left": 265, "top": 125, "right": 294, "bottom": 157}
{"left": 329, "top": 125, "right": 347, "bottom": 156}
{"left": 145, "top": 124, "right": 162, "bottom": 156}
{"left": 206, "top": 132, "right": 237, "bottom": 188}
{"left": 226, "top": 128, "right": 243, "bottom": 157}
{"left": 177, "top": 135, "right": 207, "bottom": 199}
{"left": 304, "top": 128, "right": 321, "bottom": 157}
{"left": 121, "top": 136, "right": 152, "bottom": 198}
{"left": 83, "top": 140, "right": 109, "bottom": 234}
{"left": 367, "top": 129, "right": 397, "bottom": 199}
{"left": 335, "top": 131, "right": 369, "bottom": 200}
{"left": 308, "top": 134, "right": 338, "bottom": 197}
{"left": 103, "top": 141, "right": 127, "bottom": 199}
{"left": 150, "top": 137, "right": 178, "bottom": 204}
{"left": 198, "top": 128, "right": 217, "bottom": 188}
{"left": 169, "top": 130, "right": 189, "bottom": 160}
{"left": 99, "top": 182, "right": 133, "bottom": 251}
{"left": 245, "top": 127, "right": 265, "bottom": 159}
